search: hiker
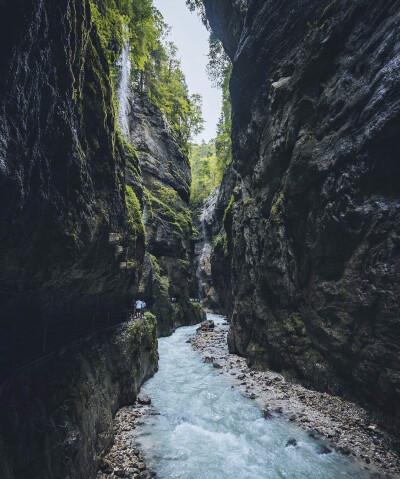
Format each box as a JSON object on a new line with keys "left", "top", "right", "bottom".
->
{"left": 135, "top": 299, "right": 142, "bottom": 318}
{"left": 141, "top": 301, "right": 146, "bottom": 317}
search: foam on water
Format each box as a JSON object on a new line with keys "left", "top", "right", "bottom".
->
{"left": 136, "top": 314, "right": 372, "bottom": 479}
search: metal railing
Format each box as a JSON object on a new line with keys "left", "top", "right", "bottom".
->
{"left": 0, "top": 302, "right": 133, "bottom": 384}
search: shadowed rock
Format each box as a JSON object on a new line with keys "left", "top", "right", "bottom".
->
{"left": 206, "top": 0, "right": 400, "bottom": 425}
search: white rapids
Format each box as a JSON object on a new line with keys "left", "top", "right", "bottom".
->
{"left": 136, "top": 314, "right": 372, "bottom": 479}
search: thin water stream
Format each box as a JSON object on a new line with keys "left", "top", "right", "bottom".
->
{"left": 136, "top": 314, "right": 372, "bottom": 478}
{"left": 117, "top": 25, "right": 131, "bottom": 138}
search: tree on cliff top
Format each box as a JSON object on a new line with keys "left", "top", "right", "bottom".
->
{"left": 188, "top": 2, "right": 232, "bottom": 206}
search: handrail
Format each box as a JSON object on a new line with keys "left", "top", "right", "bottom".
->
{"left": 0, "top": 310, "right": 134, "bottom": 385}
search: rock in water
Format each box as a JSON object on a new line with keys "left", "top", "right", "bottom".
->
{"left": 319, "top": 445, "right": 332, "bottom": 455}
{"left": 137, "top": 392, "right": 151, "bottom": 406}
{"left": 286, "top": 438, "right": 298, "bottom": 447}
{"left": 262, "top": 408, "right": 273, "bottom": 419}
{"left": 213, "top": 362, "right": 223, "bottom": 369}
{"left": 197, "top": 320, "right": 215, "bottom": 333}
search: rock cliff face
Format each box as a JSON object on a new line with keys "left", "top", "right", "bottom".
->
{"left": 0, "top": 2, "right": 155, "bottom": 477}
{"left": 0, "top": 0, "right": 145, "bottom": 371}
{"left": 128, "top": 96, "right": 206, "bottom": 335}
{"left": 0, "top": 1, "right": 203, "bottom": 477}
{"left": 206, "top": 0, "right": 400, "bottom": 420}
{"left": 207, "top": 166, "right": 238, "bottom": 314}
{"left": 0, "top": 316, "right": 158, "bottom": 479}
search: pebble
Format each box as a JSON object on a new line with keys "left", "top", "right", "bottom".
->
{"left": 96, "top": 402, "right": 154, "bottom": 479}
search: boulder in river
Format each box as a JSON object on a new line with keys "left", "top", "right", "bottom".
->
{"left": 137, "top": 392, "right": 151, "bottom": 405}
{"left": 319, "top": 445, "right": 332, "bottom": 455}
{"left": 197, "top": 320, "right": 215, "bottom": 332}
{"left": 262, "top": 408, "right": 273, "bottom": 419}
{"left": 286, "top": 438, "right": 298, "bottom": 447}
{"left": 204, "top": 356, "right": 215, "bottom": 363}
{"left": 213, "top": 362, "right": 223, "bottom": 369}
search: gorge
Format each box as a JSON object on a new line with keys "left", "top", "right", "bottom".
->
{"left": 1, "top": 0, "right": 400, "bottom": 478}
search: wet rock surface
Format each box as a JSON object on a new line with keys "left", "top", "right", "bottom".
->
{"left": 137, "top": 392, "right": 151, "bottom": 406}
{"left": 0, "top": 318, "right": 158, "bottom": 479}
{"left": 192, "top": 321, "right": 400, "bottom": 478}
{"left": 206, "top": 0, "right": 400, "bottom": 423}
{"left": 0, "top": 0, "right": 143, "bottom": 372}
{"left": 192, "top": 188, "right": 221, "bottom": 309}
{"left": 129, "top": 96, "right": 206, "bottom": 336}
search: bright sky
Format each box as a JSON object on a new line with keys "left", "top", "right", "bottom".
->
{"left": 153, "top": 0, "right": 222, "bottom": 143}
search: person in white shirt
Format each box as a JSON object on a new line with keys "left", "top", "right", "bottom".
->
{"left": 135, "top": 299, "right": 142, "bottom": 318}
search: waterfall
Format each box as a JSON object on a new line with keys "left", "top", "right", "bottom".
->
{"left": 117, "top": 26, "right": 132, "bottom": 138}
{"left": 196, "top": 201, "right": 213, "bottom": 301}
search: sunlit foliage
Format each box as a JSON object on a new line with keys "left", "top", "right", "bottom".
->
{"left": 89, "top": 0, "right": 204, "bottom": 148}
{"left": 215, "top": 67, "right": 232, "bottom": 171}
{"left": 188, "top": 5, "right": 233, "bottom": 206}
{"left": 190, "top": 140, "right": 220, "bottom": 206}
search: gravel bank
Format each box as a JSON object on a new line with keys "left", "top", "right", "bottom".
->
{"left": 96, "top": 403, "right": 155, "bottom": 479}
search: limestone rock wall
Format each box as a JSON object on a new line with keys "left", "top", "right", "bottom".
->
{"left": 206, "top": 0, "right": 400, "bottom": 421}
{"left": 128, "top": 96, "right": 206, "bottom": 335}
{"left": 0, "top": 316, "right": 158, "bottom": 479}
{"left": 0, "top": 0, "right": 145, "bottom": 372}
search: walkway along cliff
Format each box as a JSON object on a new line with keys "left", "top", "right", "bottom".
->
{"left": 201, "top": 0, "right": 400, "bottom": 425}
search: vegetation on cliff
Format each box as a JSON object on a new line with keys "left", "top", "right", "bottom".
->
{"left": 189, "top": 45, "right": 232, "bottom": 206}
{"left": 146, "top": 182, "right": 192, "bottom": 238}
{"left": 190, "top": 141, "right": 220, "bottom": 205}
{"left": 89, "top": 0, "right": 203, "bottom": 148}
{"left": 125, "top": 185, "right": 145, "bottom": 266}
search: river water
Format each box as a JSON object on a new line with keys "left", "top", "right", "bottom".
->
{"left": 136, "top": 314, "right": 372, "bottom": 479}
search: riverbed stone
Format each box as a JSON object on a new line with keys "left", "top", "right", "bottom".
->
{"left": 286, "top": 438, "right": 298, "bottom": 447}
{"left": 197, "top": 320, "right": 215, "bottom": 332}
{"left": 137, "top": 392, "right": 151, "bottom": 406}
{"left": 319, "top": 445, "right": 332, "bottom": 455}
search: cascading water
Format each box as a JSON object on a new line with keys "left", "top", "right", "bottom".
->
{"left": 195, "top": 189, "right": 219, "bottom": 302}
{"left": 117, "top": 26, "right": 132, "bottom": 138}
{"left": 135, "top": 314, "right": 374, "bottom": 479}
{"left": 196, "top": 203, "right": 212, "bottom": 300}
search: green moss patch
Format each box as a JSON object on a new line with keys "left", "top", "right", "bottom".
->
{"left": 145, "top": 182, "right": 192, "bottom": 237}
{"left": 125, "top": 185, "right": 146, "bottom": 259}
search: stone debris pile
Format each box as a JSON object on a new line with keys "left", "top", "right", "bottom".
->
{"left": 97, "top": 404, "right": 155, "bottom": 479}
{"left": 196, "top": 319, "right": 215, "bottom": 332}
